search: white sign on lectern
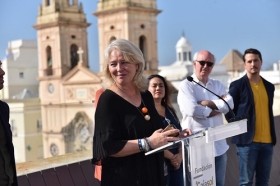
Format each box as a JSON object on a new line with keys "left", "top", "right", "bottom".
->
{"left": 145, "top": 119, "right": 247, "bottom": 186}
{"left": 189, "top": 135, "right": 215, "bottom": 186}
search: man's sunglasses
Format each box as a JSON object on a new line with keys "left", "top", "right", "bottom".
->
{"left": 195, "top": 60, "right": 214, "bottom": 67}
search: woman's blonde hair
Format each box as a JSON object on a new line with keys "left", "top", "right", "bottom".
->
{"left": 103, "top": 39, "right": 147, "bottom": 91}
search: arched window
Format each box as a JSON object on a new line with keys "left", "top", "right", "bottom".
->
{"left": 46, "top": 46, "right": 53, "bottom": 75}
{"left": 139, "top": 35, "right": 147, "bottom": 69}
{"left": 109, "top": 36, "right": 116, "bottom": 44}
{"left": 46, "top": 46, "right": 52, "bottom": 67}
{"left": 46, "top": 0, "right": 51, "bottom": 6}
{"left": 183, "top": 52, "right": 187, "bottom": 61}
{"left": 188, "top": 52, "right": 192, "bottom": 61}
{"left": 70, "top": 44, "right": 79, "bottom": 69}
{"left": 69, "top": 0, "right": 73, "bottom": 5}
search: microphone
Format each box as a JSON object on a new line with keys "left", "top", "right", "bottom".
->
{"left": 186, "top": 76, "right": 242, "bottom": 123}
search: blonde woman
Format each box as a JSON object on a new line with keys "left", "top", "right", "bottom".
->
{"left": 92, "top": 39, "right": 180, "bottom": 186}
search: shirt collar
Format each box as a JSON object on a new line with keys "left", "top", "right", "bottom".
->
{"left": 191, "top": 74, "right": 213, "bottom": 86}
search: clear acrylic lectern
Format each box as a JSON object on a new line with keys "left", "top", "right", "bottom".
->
{"left": 145, "top": 119, "right": 247, "bottom": 186}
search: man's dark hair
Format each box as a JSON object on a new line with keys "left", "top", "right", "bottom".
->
{"left": 242, "top": 48, "right": 262, "bottom": 62}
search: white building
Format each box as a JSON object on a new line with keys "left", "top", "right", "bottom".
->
{"left": 0, "top": 40, "right": 42, "bottom": 163}
{"left": 8, "top": 97, "right": 42, "bottom": 163}
{"left": 159, "top": 35, "right": 229, "bottom": 89}
{"left": 0, "top": 40, "right": 38, "bottom": 99}
{"left": 159, "top": 35, "right": 193, "bottom": 81}
{"left": 260, "top": 62, "right": 280, "bottom": 85}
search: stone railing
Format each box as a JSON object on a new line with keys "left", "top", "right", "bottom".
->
{"left": 16, "top": 150, "right": 92, "bottom": 176}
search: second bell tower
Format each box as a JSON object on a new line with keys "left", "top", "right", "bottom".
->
{"left": 94, "top": 0, "right": 161, "bottom": 75}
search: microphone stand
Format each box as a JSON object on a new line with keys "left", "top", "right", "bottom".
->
{"left": 186, "top": 76, "right": 243, "bottom": 123}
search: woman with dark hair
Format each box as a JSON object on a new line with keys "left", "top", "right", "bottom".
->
{"left": 148, "top": 74, "right": 184, "bottom": 186}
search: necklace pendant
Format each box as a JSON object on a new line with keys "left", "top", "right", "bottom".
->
{"left": 141, "top": 107, "right": 148, "bottom": 114}
{"left": 144, "top": 115, "right": 151, "bottom": 121}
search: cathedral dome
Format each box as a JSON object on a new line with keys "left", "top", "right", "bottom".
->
{"left": 176, "top": 36, "right": 191, "bottom": 48}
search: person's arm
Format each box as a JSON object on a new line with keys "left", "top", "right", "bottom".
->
{"left": 208, "top": 110, "right": 220, "bottom": 117}
{"left": 197, "top": 100, "right": 217, "bottom": 110}
{"left": 177, "top": 81, "right": 212, "bottom": 119}
{"left": 164, "top": 150, "right": 174, "bottom": 160}
{"left": 93, "top": 92, "right": 131, "bottom": 161}
{"left": 210, "top": 82, "right": 234, "bottom": 114}
{"left": 197, "top": 100, "right": 220, "bottom": 118}
{"left": 111, "top": 129, "right": 180, "bottom": 157}
{"left": 164, "top": 149, "right": 182, "bottom": 170}
{"left": 110, "top": 140, "right": 141, "bottom": 157}
{"left": 198, "top": 91, "right": 233, "bottom": 114}
{"left": 169, "top": 146, "right": 182, "bottom": 170}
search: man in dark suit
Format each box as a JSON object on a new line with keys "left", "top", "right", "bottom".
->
{"left": 226, "top": 49, "right": 276, "bottom": 186}
{"left": 0, "top": 60, "right": 18, "bottom": 186}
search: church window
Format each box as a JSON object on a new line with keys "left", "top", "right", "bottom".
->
{"left": 46, "top": 0, "right": 51, "bottom": 6}
{"left": 109, "top": 36, "right": 116, "bottom": 43}
{"left": 188, "top": 52, "right": 192, "bottom": 61}
{"left": 140, "top": 24, "right": 145, "bottom": 29}
{"left": 110, "top": 25, "right": 115, "bottom": 30}
{"left": 37, "top": 119, "right": 42, "bottom": 132}
{"left": 178, "top": 53, "right": 181, "bottom": 61}
{"left": 71, "top": 35, "right": 76, "bottom": 39}
{"left": 19, "top": 72, "right": 24, "bottom": 78}
{"left": 139, "top": 35, "right": 147, "bottom": 69}
{"left": 46, "top": 46, "right": 53, "bottom": 75}
{"left": 183, "top": 52, "right": 187, "bottom": 61}
{"left": 70, "top": 44, "right": 79, "bottom": 69}
{"left": 69, "top": 0, "right": 73, "bottom": 6}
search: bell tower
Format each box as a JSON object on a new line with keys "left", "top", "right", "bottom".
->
{"left": 94, "top": 0, "right": 161, "bottom": 75}
{"left": 34, "top": 0, "right": 90, "bottom": 80}
{"left": 33, "top": 0, "right": 94, "bottom": 158}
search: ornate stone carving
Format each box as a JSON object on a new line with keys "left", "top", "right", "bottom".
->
{"left": 61, "top": 112, "right": 94, "bottom": 153}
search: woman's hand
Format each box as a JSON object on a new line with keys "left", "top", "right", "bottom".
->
{"left": 179, "top": 128, "right": 192, "bottom": 138}
{"left": 148, "top": 129, "right": 180, "bottom": 149}
{"left": 170, "top": 153, "right": 182, "bottom": 170}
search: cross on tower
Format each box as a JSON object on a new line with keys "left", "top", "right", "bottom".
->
{"left": 77, "top": 47, "right": 84, "bottom": 63}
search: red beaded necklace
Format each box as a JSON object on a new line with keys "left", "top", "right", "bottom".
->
{"left": 117, "top": 87, "right": 151, "bottom": 121}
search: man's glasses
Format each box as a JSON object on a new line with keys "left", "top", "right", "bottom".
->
{"left": 195, "top": 60, "right": 214, "bottom": 67}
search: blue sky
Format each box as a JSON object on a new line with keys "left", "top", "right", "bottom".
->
{"left": 1, "top": 0, "right": 280, "bottom": 72}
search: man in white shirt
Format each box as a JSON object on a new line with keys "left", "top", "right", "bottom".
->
{"left": 177, "top": 50, "right": 233, "bottom": 186}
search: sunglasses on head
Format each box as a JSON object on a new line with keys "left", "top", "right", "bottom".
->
{"left": 196, "top": 60, "right": 214, "bottom": 67}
